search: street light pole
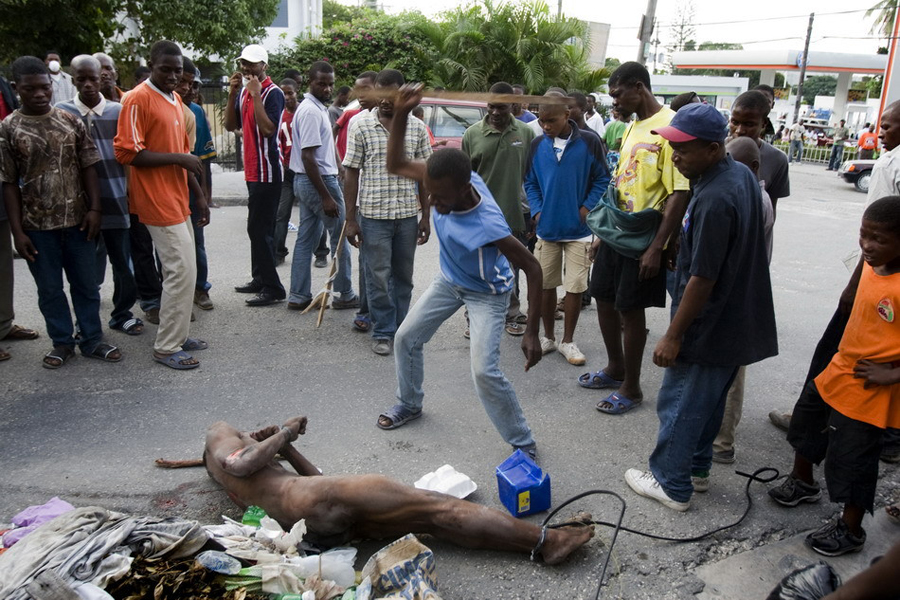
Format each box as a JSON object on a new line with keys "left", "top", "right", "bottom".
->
{"left": 793, "top": 12, "right": 814, "bottom": 125}
{"left": 636, "top": 0, "right": 658, "bottom": 65}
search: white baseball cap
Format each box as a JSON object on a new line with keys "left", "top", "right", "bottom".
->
{"left": 238, "top": 44, "right": 268, "bottom": 65}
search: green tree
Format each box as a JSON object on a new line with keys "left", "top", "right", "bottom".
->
{"left": 322, "top": 0, "right": 373, "bottom": 28}
{"left": 0, "top": 0, "right": 118, "bottom": 63}
{"left": 866, "top": 0, "right": 898, "bottom": 38}
{"left": 800, "top": 75, "right": 837, "bottom": 105}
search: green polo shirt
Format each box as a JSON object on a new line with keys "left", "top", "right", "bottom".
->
{"left": 462, "top": 115, "right": 535, "bottom": 234}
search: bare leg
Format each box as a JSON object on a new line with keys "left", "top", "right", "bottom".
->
{"left": 542, "top": 288, "right": 557, "bottom": 340}
{"left": 791, "top": 452, "right": 815, "bottom": 486}
{"left": 561, "top": 292, "right": 581, "bottom": 344}
{"left": 596, "top": 300, "right": 624, "bottom": 379}
{"left": 841, "top": 504, "right": 865, "bottom": 537}
{"left": 618, "top": 308, "right": 647, "bottom": 400}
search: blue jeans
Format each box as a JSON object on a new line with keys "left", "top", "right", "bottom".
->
{"left": 189, "top": 192, "right": 211, "bottom": 292}
{"left": 99, "top": 228, "right": 137, "bottom": 328}
{"left": 649, "top": 361, "right": 739, "bottom": 502}
{"left": 289, "top": 174, "right": 355, "bottom": 304}
{"left": 359, "top": 215, "right": 417, "bottom": 340}
{"left": 828, "top": 143, "right": 845, "bottom": 170}
{"left": 26, "top": 227, "right": 103, "bottom": 352}
{"left": 789, "top": 140, "right": 804, "bottom": 163}
{"left": 394, "top": 275, "right": 534, "bottom": 448}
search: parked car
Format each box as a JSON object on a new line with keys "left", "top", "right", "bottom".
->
{"left": 342, "top": 97, "right": 487, "bottom": 149}
{"left": 838, "top": 158, "right": 876, "bottom": 193}
{"left": 804, "top": 123, "right": 835, "bottom": 147}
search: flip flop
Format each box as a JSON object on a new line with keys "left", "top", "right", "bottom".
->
{"left": 578, "top": 370, "right": 624, "bottom": 389}
{"left": 887, "top": 504, "right": 900, "bottom": 525}
{"left": 596, "top": 392, "right": 641, "bottom": 415}
{"left": 5, "top": 324, "right": 39, "bottom": 340}
{"left": 153, "top": 350, "right": 200, "bottom": 370}
{"left": 377, "top": 404, "right": 422, "bottom": 430}
{"left": 42, "top": 345, "right": 76, "bottom": 369}
{"left": 84, "top": 342, "right": 122, "bottom": 363}
{"left": 112, "top": 317, "right": 144, "bottom": 336}
{"left": 353, "top": 314, "right": 371, "bottom": 332}
{"left": 181, "top": 338, "right": 208, "bottom": 351}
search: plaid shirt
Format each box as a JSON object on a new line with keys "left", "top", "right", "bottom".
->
{"left": 342, "top": 109, "right": 432, "bottom": 220}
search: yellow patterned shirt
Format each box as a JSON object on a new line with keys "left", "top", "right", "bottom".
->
{"left": 613, "top": 106, "right": 690, "bottom": 213}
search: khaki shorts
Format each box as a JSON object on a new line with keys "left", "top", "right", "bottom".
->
{"left": 534, "top": 239, "right": 591, "bottom": 293}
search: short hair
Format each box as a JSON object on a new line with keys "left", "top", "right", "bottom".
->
{"left": 181, "top": 56, "right": 197, "bottom": 76}
{"left": 356, "top": 70, "right": 378, "bottom": 84}
{"left": 70, "top": 54, "right": 100, "bottom": 72}
{"left": 733, "top": 90, "right": 770, "bottom": 116}
{"left": 608, "top": 61, "right": 651, "bottom": 91}
{"left": 375, "top": 68, "right": 404, "bottom": 87}
{"left": 489, "top": 81, "right": 514, "bottom": 95}
{"left": 92, "top": 52, "right": 115, "bottom": 67}
{"left": 570, "top": 92, "right": 588, "bottom": 111}
{"left": 751, "top": 84, "right": 775, "bottom": 96}
{"left": 134, "top": 66, "right": 151, "bottom": 79}
{"left": 426, "top": 148, "right": 472, "bottom": 183}
{"left": 11, "top": 56, "right": 49, "bottom": 82}
{"left": 284, "top": 68, "right": 303, "bottom": 82}
{"left": 308, "top": 61, "right": 333, "bottom": 82}
{"left": 280, "top": 78, "right": 298, "bottom": 89}
{"left": 545, "top": 86, "right": 566, "bottom": 95}
{"left": 726, "top": 136, "right": 760, "bottom": 170}
{"left": 864, "top": 196, "right": 900, "bottom": 233}
{"left": 540, "top": 91, "right": 568, "bottom": 115}
{"left": 412, "top": 105, "right": 424, "bottom": 118}
{"left": 512, "top": 84, "right": 527, "bottom": 93}
{"left": 45, "top": 50, "right": 60, "bottom": 59}
{"left": 150, "top": 40, "right": 182, "bottom": 64}
{"left": 670, "top": 91, "right": 699, "bottom": 112}
{"left": 336, "top": 85, "right": 351, "bottom": 95}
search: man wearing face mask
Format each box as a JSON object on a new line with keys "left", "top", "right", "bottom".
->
{"left": 44, "top": 51, "right": 76, "bottom": 105}
{"left": 225, "top": 44, "right": 286, "bottom": 307}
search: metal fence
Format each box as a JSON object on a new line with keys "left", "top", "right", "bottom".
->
{"left": 198, "top": 83, "right": 241, "bottom": 172}
{"left": 771, "top": 141, "right": 861, "bottom": 165}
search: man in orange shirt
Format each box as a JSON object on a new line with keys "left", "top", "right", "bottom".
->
{"left": 858, "top": 124, "right": 877, "bottom": 160}
{"left": 114, "top": 40, "right": 209, "bottom": 370}
{"left": 769, "top": 196, "right": 900, "bottom": 557}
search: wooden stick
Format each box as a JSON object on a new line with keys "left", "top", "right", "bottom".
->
{"left": 155, "top": 458, "right": 204, "bottom": 469}
{"left": 301, "top": 221, "right": 349, "bottom": 327}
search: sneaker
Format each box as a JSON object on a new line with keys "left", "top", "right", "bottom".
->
{"left": 505, "top": 321, "right": 525, "bottom": 336}
{"left": 691, "top": 470, "right": 710, "bottom": 493}
{"left": 805, "top": 518, "right": 866, "bottom": 557}
{"left": 194, "top": 290, "right": 214, "bottom": 311}
{"left": 314, "top": 256, "right": 328, "bottom": 268}
{"left": 372, "top": 339, "right": 393, "bottom": 356}
{"left": 144, "top": 308, "right": 160, "bottom": 325}
{"left": 557, "top": 341, "right": 586, "bottom": 365}
{"left": 768, "top": 474, "right": 822, "bottom": 507}
{"left": 539, "top": 336, "right": 557, "bottom": 355}
{"left": 625, "top": 468, "right": 690, "bottom": 512}
{"left": 881, "top": 448, "right": 900, "bottom": 464}
{"left": 332, "top": 296, "right": 360, "bottom": 310}
{"left": 768, "top": 410, "right": 792, "bottom": 432}
{"left": 712, "top": 448, "right": 735, "bottom": 464}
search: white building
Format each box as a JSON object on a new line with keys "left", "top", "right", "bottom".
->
{"left": 261, "top": 0, "right": 324, "bottom": 53}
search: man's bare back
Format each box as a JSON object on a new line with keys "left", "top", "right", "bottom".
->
{"left": 203, "top": 418, "right": 593, "bottom": 564}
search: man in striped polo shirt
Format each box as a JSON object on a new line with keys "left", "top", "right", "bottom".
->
{"left": 58, "top": 55, "right": 141, "bottom": 336}
{"left": 225, "top": 44, "right": 286, "bottom": 307}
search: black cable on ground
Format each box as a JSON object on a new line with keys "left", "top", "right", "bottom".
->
{"left": 540, "top": 467, "right": 780, "bottom": 599}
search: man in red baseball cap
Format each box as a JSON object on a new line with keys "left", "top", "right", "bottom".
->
{"left": 624, "top": 102, "right": 778, "bottom": 512}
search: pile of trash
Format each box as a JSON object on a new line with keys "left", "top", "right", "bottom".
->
{"left": 0, "top": 498, "right": 442, "bottom": 600}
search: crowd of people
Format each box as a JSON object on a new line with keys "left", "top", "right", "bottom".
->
{"left": 0, "top": 42, "right": 898, "bottom": 565}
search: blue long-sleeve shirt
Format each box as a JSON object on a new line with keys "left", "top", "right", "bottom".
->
{"left": 524, "top": 123, "right": 609, "bottom": 241}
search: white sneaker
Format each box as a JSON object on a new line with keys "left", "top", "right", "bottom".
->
{"left": 625, "top": 468, "right": 690, "bottom": 512}
{"left": 691, "top": 472, "right": 710, "bottom": 493}
{"left": 540, "top": 336, "right": 557, "bottom": 355}
{"left": 557, "top": 341, "right": 586, "bottom": 365}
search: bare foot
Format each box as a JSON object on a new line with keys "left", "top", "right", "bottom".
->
{"left": 540, "top": 512, "right": 595, "bottom": 565}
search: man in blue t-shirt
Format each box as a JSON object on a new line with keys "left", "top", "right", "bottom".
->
{"left": 375, "top": 84, "right": 545, "bottom": 458}
{"left": 624, "top": 104, "right": 778, "bottom": 512}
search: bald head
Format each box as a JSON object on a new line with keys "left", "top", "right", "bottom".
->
{"left": 727, "top": 136, "right": 760, "bottom": 178}
{"left": 70, "top": 54, "right": 100, "bottom": 72}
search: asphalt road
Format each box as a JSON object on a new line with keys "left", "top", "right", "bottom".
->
{"left": 1, "top": 162, "right": 897, "bottom": 599}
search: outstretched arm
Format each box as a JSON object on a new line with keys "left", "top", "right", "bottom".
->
{"left": 385, "top": 84, "right": 427, "bottom": 182}
{"left": 217, "top": 418, "right": 304, "bottom": 478}
{"left": 495, "top": 235, "right": 543, "bottom": 372}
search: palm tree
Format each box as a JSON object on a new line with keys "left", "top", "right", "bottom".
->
{"left": 867, "top": 0, "right": 898, "bottom": 38}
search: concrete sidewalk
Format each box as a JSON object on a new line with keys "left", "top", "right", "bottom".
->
{"left": 210, "top": 165, "right": 250, "bottom": 206}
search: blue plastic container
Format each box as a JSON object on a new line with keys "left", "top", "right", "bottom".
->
{"left": 495, "top": 449, "right": 551, "bottom": 517}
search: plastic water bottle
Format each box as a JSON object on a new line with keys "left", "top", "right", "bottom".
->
{"left": 241, "top": 505, "right": 266, "bottom": 526}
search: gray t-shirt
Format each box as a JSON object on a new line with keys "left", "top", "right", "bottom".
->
{"left": 759, "top": 141, "right": 790, "bottom": 202}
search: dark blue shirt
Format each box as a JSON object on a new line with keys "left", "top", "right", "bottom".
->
{"left": 672, "top": 155, "right": 778, "bottom": 366}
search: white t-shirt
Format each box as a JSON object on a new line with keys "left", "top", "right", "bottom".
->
{"left": 586, "top": 113, "right": 606, "bottom": 137}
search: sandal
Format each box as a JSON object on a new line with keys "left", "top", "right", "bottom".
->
{"left": 596, "top": 392, "right": 641, "bottom": 415}
{"left": 353, "top": 314, "right": 371, "bottom": 332}
{"left": 377, "top": 404, "right": 422, "bottom": 430}
{"left": 153, "top": 350, "right": 199, "bottom": 370}
{"left": 113, "top": 317, "right": 144, "bottom": 336}
{"left": 578, "top": 370, "right": 624, "bottom": 390}
{"left": 0, "top": 348, "right": 10, "bottom": 362}
{"left": 887, "top": 504, "right": 900, "bottom": 525}
{"left": 5, "top": 324, "right": 39, "bottom": 340}
{"left": 84, "top": 342, "right": 122, "bottom": 363}
{"left": 43, "top": 345, "right": 76, "bottom": 369}
{"left": 181, "top": 338, "right": 208, "bottom": 352}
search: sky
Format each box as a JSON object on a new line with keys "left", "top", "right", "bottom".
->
{"left": 343, "top": 0, "right": 887, "bottom": 63}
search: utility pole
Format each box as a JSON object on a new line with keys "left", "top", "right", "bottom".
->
{"left": 651, "top": 18, "right": 661, "bottom": 73}
{"left": 558, "top": 0, "right": 563, "bottom": 19}
{"left": 793, "top": 12, "right": 814, "bottom": 125}
{"left": 636, "top": 0, "right": 658, "bottom": 65}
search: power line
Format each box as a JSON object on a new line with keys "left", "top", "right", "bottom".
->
{"left": 609, "top": 8, "right": 870, "bottom": 31}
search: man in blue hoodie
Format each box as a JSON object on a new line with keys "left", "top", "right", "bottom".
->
{"left": 525, "top": 92, "right": 609, "bottom": 366}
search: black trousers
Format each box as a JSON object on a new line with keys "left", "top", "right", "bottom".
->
{"left": 129, "top": 214, "right": 162, "bottom": 311}
{"left": 246, "top": 181, "right": 285, "bottom": 298}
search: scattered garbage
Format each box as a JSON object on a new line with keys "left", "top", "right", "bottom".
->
{"left": 243, "top": 505, "right": 267, "bottom": 527}
{"left": 765, "top": 561, "right": 842, "bottom": 600}
{"left": 357, "top": 534, "right": 440, "bottom": 600}
{"left": 496, "top": 449, "right": 551, "bottom": 517}
{"left": 195, "top": 550, "right": 242, "bottom": 575}
{"left": 414, "top": 465, "right": 477, "bottom": 499}
{"left": 2, "top": 496, "right": 74, "bottom": 547}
